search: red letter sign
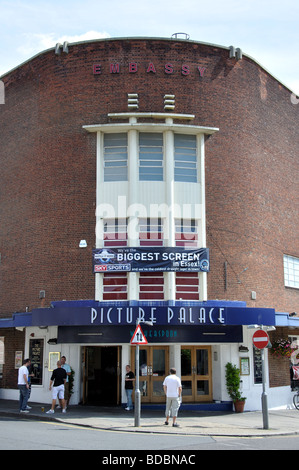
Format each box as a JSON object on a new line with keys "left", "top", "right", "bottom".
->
{"left": 146, "top": 62, "right": 156, "bottom": 73}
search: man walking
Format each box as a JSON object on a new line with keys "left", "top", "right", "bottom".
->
{"left": 18, "top": 358, "right": 31, "bottom": 413}
{"left": 163, "top": 368, "right": 182, "bottom": 427}
{"left": 46, "top": 361, "right": 67, "bottom": 414}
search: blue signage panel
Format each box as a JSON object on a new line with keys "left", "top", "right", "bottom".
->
{"left": 57, "top": 325, "right": 243, "bottom": 344}
{"left": 92, "top": 247, "right": 210, "bottom": 273}
{"left": 31, "top": 304, "right": 275, "bottom": 327}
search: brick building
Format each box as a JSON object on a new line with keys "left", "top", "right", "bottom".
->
{"left": 0, "top": 37, "right": 298, "bottom": 410}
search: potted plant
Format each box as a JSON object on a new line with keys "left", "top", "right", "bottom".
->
{"left": 225, "top": 362, "right": 246, "bottom": 412}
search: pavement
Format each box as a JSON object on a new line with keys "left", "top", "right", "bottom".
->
{"left": 1, "top": 399, "right": 299, "bottom": 437}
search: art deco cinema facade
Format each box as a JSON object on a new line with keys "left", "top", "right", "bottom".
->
{"left": 0, "top": 37, "right": 298, "bottom": 410}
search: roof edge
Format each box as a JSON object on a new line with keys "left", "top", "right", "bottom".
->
{"left": 0, "top": 36, "right": 297, "bottom": 96}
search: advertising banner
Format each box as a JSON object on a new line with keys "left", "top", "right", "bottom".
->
{"left": 92, "top": 247, "right": 209, "bottom": 273}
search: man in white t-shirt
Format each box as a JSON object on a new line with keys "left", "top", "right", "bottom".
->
{"left": 18, "top": 358, "right": 31, "bottom": 413}
{"left": 163, "top": 368, "right": 182, "bottom": 427}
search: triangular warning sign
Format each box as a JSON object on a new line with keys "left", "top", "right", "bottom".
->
{"left": 130, "top": 324, "right": 148, "bottom": 345}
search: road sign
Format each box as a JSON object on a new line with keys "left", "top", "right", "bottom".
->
{"left": 252, "top": 330, "right": 269, "bottom": 349}
{"left": 130, "top": 324, "right": 148, "bottom": 345}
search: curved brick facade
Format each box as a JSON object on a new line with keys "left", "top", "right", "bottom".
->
{"left": 1, "top": 38, "right": 298, "bottom": 316}
{"left": 0, "top": 37, "right": 298, "bottom": 407}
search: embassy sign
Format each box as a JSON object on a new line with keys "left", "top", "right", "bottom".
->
{"left": 93, "top": 62, "right": 206, "bottom": 77}
{"left": 92, "top": 247, "right": 210, "bottom": 273}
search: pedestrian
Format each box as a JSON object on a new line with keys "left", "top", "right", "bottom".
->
{"left": 163, "top": 367, "right": 182, "bottom": 427}
{"left": 59, "top": 355, "right": 71, "bottom": 408}
{"left": 124, "top": 365, "right": 135, "bottom": 411}
{"left": 46, "top": 361, "right": 67, "bottom": 414}
{"left": 18, "top": 358, "right": 31, "bottom": 413}
{"left": 26, "top": 359, "right": 34, "bottom": 410}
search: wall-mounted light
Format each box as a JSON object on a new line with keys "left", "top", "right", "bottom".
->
{"left": 39, "top": 290, "right": 46, "bottom": 299}
{"left": 79, "top": 240, "right": 88, "bottom": 248}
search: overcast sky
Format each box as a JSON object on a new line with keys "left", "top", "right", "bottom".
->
{"left": 0, "top": 0, "right": 298, "bottom": 94}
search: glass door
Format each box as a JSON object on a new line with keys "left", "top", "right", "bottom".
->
{"left": 131, "top": 346, "right": 169, "bottom": 403}
{"left": 151, "top": 347, "right": 168, "bottom": 402}
{"left": 181, "top": 346, "right": 212, "bottom": 402}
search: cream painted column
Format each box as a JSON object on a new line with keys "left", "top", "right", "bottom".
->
{"left": 95, "top": 131, "right": 103, "bottom": 301}
{"left": 164, "top": 126, "right": 176, "bottom": 301}
{"left": 127, "top": 125, "right": 139, "bottom": 300}
{"left": 198, "top": 133, "right": 207, "bottom": 301}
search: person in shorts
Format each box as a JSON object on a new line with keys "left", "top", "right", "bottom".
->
{"left": 46, "top": 361, "right": 67, "bottom": 414}
{"left": 163, "top": 368, "right": 182, "bottom": 427}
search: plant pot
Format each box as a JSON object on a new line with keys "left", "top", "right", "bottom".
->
{"left": 233, "top": 400, "right": 245, "bottom": 413}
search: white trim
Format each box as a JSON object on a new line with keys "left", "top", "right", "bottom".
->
{"left": 83, "top": 122, "right": 219, "bottom": 135}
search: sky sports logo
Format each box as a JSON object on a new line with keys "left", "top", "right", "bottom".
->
{"left": 94, "top": 264, "right": 130, "bottom": 272}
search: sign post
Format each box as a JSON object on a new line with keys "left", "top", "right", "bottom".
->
{"left": 252, "top": 328, "right": 270, "bottom": 429}
{"left": 130, "top": 323, "right": 149, "bottom": 427}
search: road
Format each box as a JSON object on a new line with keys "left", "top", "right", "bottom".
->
{"left": 1, "top": 417, "right": 299, "bottom": 451}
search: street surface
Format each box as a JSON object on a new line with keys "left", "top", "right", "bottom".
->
{"left": 1, "top": 417, "right": 299, "bottom": 451}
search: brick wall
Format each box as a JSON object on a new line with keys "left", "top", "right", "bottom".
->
{"left": 0, "top": 38, "right": 298, "bottom": 317}
{"left": 268, "top": 327, "right": 299, "bottom": 388}
{"left": 0, "top": 328, "right": 24, "bottom": 389}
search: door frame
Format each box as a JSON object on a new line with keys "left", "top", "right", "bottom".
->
{"left": 131, "top": 345, "right": 169, "bottom": 403}
{"left": 81, "top": 346, "right": 121, "bottom": 405}
{"left": 181, "top": 345, "right": 212, "bottom": 402}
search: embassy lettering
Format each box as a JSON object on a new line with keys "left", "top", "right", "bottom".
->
{"left": 93, "top": 62, "right": 206, "bottom": 77}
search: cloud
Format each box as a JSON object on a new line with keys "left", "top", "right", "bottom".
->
{"left": 17, "top": 30, "right": 110, "bottom": 58}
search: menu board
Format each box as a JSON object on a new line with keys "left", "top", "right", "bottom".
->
{"left": 29, "top": 339, "right": 44, "bottom": 385}
{"left": 253, "top": 347, "right": 262, "bottom": 384}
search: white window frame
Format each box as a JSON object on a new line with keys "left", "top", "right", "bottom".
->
{"left": 139, "top": 132, "right": 164, "bottom": 181}
{"left": 103, "top": 133, "right": 128, "bottom": 182}
{"left": 284, "top": 254, "right": 299, "bottom": 289}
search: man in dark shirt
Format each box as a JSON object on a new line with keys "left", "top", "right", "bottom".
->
{"left": 46, "top": 361, "right": 67, "bottom": 414}
{"left": 124, "top": 365, "right": 135, "bottom": 411}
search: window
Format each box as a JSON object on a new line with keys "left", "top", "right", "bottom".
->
{"left": 139, "top": 217, "right": 164, "bottom": 246}
{"left": 174, "top": 134, "right": 197, "bottom": 182}
{"left": 103, "top": 218, "right": 128, "bottom": 300}
{"left": 103, "top": 273, "right": 128, "bottom": 300}
{"left": 104, "top": 133, "right": 128, "bottom": 181}
{"left": 139, "top": 133, "right": 163, "bottom": 181}
{"left": 284, "top": 255, "right": 299, "bottom": 289}
{"left": 103, "top": 218, "right": 128, "bottom": 247}
{"left": 175, "top": 219, "right": 198, "bottom": 247}
{"left": 139, "top": 273, "right": 164, "bottom": 300}
{"left": 176, "top": 272, "right": 200, "bottom": 300}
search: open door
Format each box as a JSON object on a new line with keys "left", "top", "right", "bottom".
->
{"left": 81, "top": 346, "right": 121, "bottom": 405}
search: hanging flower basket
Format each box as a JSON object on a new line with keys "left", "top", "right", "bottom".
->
{"left": 270, "top": 338, "right": 298, "bottom": 358}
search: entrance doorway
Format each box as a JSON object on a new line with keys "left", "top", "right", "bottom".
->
{"left": 181, "top": 346, "right": 212, "bottom": 402}
{"left": 82, "top": 346, "right": 121, "bottom": 405}
{"left": 131, "top": 346, "right": 169, "bottom": 403}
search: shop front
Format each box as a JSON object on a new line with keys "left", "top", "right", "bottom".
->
{"left": 0, "top": 299, "right": 280, "bottom": 409}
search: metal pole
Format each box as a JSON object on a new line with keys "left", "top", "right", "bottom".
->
{"left": 261, "top": 348, "right": 269, "bottom": 429}
{"left": 134, "top": 342, "right": 140, "bottom": 427}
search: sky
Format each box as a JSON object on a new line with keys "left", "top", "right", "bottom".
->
{"left": 0, "top": 0, "right": 298, "bottom": 94}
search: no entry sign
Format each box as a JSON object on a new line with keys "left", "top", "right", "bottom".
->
{"left": 252, "top": 330, "right": 269, "bottom": 349}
